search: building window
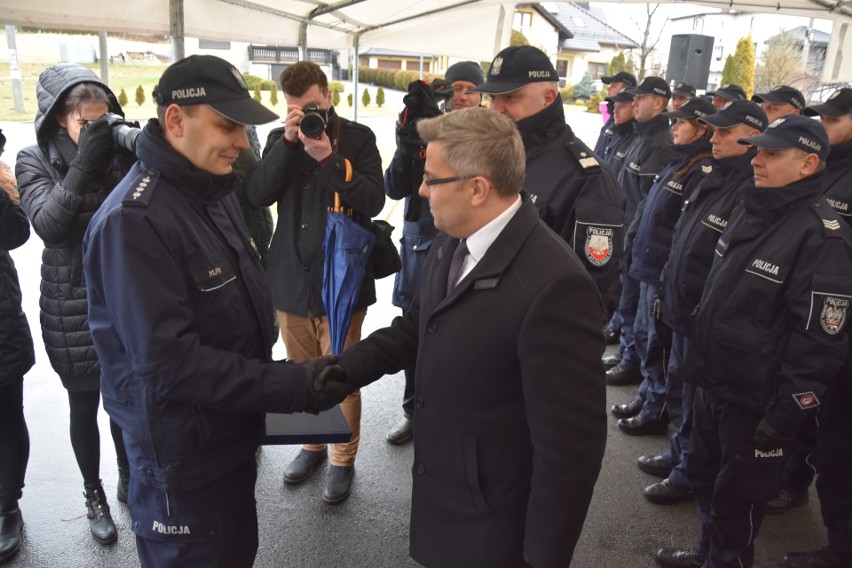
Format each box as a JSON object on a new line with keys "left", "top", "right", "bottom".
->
{"left": 587, "top": 62, "right": 607, "bottom": 79}
{"left": 199, "top": 39, "right": 230, "bottom": 50}
{"left": 514, "top": 11, "right": 532, "bottom": 35}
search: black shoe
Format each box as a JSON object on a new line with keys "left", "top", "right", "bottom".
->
{"left": 655, "top": 547, "right": 704, "bottom": 568}
{"left": 117, "top": 466, "right": 130, "bottom": 505}
{"left": 0, "top": 508, "right": 23, "bottom": 565}
{"left": 84, "top": 481, "right": 117, "bottom": 545}
{"left": 645, "top": 479, "right": 692, "bottom": 505}
{"left": 603, "top": 326, "right": 620, "bottom": 345}
{"left": 637, "top": 454, "right": 674, "bottom": 477}
{"left": 602, "top": 353, "right": 621, "bottom": 368}
{"left": 766, "top": 487, "right": 809, "bottom": 514}
{"left": 784, "top": 548, "right": 846, "bottom": 568}
{"left": 322, "top": 465, "right": 354, "bottom": 504}
{"left": 606, "top": 363, "right": 642, "bottom": 386}
{"left": 283, "top": 449, "right": 327, "bottom": 485}
{"left": 618, "top": 415, "right": 669, "bottom": 436}
{"left": 386, "top": 416, "right": 413, "bottom": 445}
{"left": 611, "top": 398, "right": 642, "bottom": 419}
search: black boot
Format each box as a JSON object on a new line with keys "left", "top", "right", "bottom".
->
{"left": 117, "top": 466, "right": 130, "bottom": 505}
{"left": 84, "top": 481, "right": 117, "bottom": 545}
{"left": 0, "top": 504, "right": 23, "bottom": 566}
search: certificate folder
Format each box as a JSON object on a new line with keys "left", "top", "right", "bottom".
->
{"left": 263, "top": 406, "right": 352, "bottom": 445}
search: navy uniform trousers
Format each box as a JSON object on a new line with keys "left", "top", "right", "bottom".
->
{"left": 688, "top": 388, "right": 786, "bottom": 568}
{"left": 131, "top": 458, "right": 258, "bottom": 568}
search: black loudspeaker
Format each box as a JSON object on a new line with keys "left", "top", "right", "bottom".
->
{"left": 666, "top": 34, "right": 714, "bottom": 90}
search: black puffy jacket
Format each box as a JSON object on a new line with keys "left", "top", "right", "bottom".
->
{"left": 15, "top": 63, "right": 133, "bottom": 387}
{"left": 0, "top": 190, "right": 35, "bottom": 388}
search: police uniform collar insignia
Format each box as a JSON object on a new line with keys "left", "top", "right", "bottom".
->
{"left": 823, "top": 219, "right": 841, "bottom": 230}
{"left": 701, "top": 165, "right": 713, "bottom": 174}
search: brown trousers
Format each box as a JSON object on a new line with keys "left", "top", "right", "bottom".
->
{"left": 277, "top": 308, "right": 366, "bottom": 467}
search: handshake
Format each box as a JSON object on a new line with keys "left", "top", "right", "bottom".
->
{"left": 302, "top": 356, "right": 356, "bottom": 414}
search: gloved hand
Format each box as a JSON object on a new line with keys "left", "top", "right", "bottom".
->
{"left": 754, "top": 418, "right": 794, "bottom": 452}
{"left": 65, "top": 117, "right": 114, "bottom": 194}
{"left": 302, "top": 355, "right": 354, "bottom": 414}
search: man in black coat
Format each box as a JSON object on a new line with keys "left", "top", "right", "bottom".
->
{"left": 321, "top": 107, "right": 607, "bottom": 567}
{"left": 247, "top": 61, "right": 385, "bottom": 504}
{"left": 595, "top": 70, "right": 637, "bottom": 158}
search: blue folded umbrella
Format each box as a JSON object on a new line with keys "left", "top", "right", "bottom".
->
{"left": 322, "top": 193, "right": 376, "bottom": 355}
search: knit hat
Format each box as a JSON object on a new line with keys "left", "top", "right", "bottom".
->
{"left": 445, "top": 61, "right": 485, "bottom": 87}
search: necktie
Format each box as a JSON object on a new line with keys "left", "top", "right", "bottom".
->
{"left": 446, "top": 239, "right": 469, "bottom": 294}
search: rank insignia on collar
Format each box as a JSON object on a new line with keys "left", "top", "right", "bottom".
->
{"left": 792, "top": 391, "right": 820, "bottom": 410}
{"left": 820, "top": 296, "right": 848, "bottom": 335}
{"left": 701, "top": 165, "right": 713, "bottom": 174}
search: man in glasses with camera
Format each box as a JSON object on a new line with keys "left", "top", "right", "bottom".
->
{"left": 247, "top": 61, "right": 385, "bottom": 505}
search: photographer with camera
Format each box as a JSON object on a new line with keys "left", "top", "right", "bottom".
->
{"left": 247, "top": 61, "right": 384, "bottom": 504}
{"left": 15, "top": 63, "right": 135, "bottom": 545}
{"left": 383, "top": 61, "right": 483, "bottom": 445}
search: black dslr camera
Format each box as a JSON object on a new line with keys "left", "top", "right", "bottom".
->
{"left": 299, "top": 104, "right": 328, "bottom": 138}
{"left": 101, "top": 113, "right": 142, "bottom": 152}
{"left": 396, "top": 79, "right": 453, "bottom": 156}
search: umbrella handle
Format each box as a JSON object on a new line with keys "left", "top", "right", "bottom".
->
{"left": 335, "top": 192, "right": 341, "bottom": 212}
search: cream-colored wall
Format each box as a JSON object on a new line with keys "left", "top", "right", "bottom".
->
{"left": 559, "top": 44, "right": 625, "bottom": 87}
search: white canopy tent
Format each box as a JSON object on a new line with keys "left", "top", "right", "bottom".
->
{"left": 4, "top": 0, "right": 851, "bottom": 99}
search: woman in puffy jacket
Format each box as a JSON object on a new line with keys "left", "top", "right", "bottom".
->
{"left": 15, "top": 63, "right": 134, "bottom": 545}
{"left": 0, "top": 131, "right": 36, "bottom": 566}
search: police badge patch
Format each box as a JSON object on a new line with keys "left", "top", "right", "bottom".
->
{"left": 585, "top": 226, "right": 613, "bottom": 267}
{"left": 820, "top": 296, "right": 848, "bottom": 335}
{"left": 792, "top": 391, "right": 820, "bottom": 410}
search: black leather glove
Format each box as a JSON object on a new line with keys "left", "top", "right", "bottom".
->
{"left": 302, "top": 355, "right": 354, "bottom": 414}
{"left": 754, "top": 418, "right": 794, "bottom": 452}
{"left": 65, "top": 117, "right": 114, "bottom": 194}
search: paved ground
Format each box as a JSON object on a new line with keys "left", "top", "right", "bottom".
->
{"left": 0, "top": 103, "right": 828, "bottom": 567}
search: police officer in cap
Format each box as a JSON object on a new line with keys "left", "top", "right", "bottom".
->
{"left": 599, "top": 87, "right": 637, "bottom": 177}
{"left": 783, "top": 87, "right": 852, "bottom": 568}
{"left": 656, "top": 114, "right": 852, "bottom": 568}
{"left": 671, "top": 82, "right": 696, "bottom": 111}
{"left": 752, "top": 85, "right": 806, "bottom": 123}
{"left": 604, "top": 76, "right": 675, "bottom": 387}
{"left": 595, "top": 70, "right": 638, "bottom": 159}
{"left": 707, "top": 83, "right": 748, "bottom": 110}
{"left": 83, "top": 55, "right": 352, "bottom": 567}
{"left": 469, "top": 45, "right": 625, "bottom": 317}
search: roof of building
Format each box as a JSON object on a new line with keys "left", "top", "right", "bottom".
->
{"left": 767, "top": 25, "right": 831, "bottom": 47}
{"left": 358, "top": 47, "right": 432, "bottom": 57}
{"left": 541, "top": 2, "right": 640, "bottom": 52}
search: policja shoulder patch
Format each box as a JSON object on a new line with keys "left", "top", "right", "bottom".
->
{"left": 584, "top": 226, "right": 613, "bottom": 267}
{"left": 819, "top": 296, "right": 848, "bottom": 335}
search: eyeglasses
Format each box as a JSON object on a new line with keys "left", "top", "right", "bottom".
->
{"left": 422, "top": 174, "right": 476, "bottom": 186}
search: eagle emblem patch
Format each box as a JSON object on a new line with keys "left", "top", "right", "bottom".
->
{"left": 585, "top": 227, "right": 613, "bottom": 267}
{"left": 820, "top": 297, "right": 848, "bottom": 335}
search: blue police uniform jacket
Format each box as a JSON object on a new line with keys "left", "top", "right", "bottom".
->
{"left": 822, "top": 139, "right": 852, "bottom": 223}
{"left": 661, "top": 149, "right": 757, "bottom": 336}
{"left": 618, "top": 114, "right": 675, "bottom": 231}
{"left": 689, "top": 173, "right": 852, "bottom": 435}
{"left": 384, "top": 147, "right": 437, "bottom": 311}
{"left": 599, "top": 119, "right": 637, "bottom": 178}
{"left": 83, "top": 121, "right": 310, "bottom": 492}
{"left": 629, "top": 137, "right": 712, "bottom": 285}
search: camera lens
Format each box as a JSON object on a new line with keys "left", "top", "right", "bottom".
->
{"left": 300, "top": 111, "right": 325, "bottom": 138}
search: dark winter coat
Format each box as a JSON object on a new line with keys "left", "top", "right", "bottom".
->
{"left": 690, "top": 174, "right": 852, "bottom": 434}
{"left": 599, "top": 119, "right": 637, "bottom": 178}
{"left": 618, "top": 113, "right": 675, "bottom": 229}
{"left": 517, "top": 98, "right": 626, "bottom": 315}
{"left": 338, "top": 198, "right": 606, "bottom": 567}
{"left": 629, "top": 137, "right": 712, "bottom": 284}
{"left": 661, "top": 149, "right": 756, "bottom": 335}
{"left": 384, "top": 147, "right": 437, "bottom": 311}
{"left": 15, "top": 64, "right": 133, "bottom": 389}
{"left": 0, "top": 190, "right": 35, "bottom": 388}
{"left": 247, "top": 107, "right": 385, "bottom": 317}
{"left": 84, "top": 122, "right": 310, "bottom": 492}
{"left": 822, "top": 139, "right": 852, "bottom": 225}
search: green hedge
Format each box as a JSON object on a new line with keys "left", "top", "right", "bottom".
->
{"left": 243, "top": 74, "right": 277, "bottom": 91}
{"left": 357, "top": 67, "right": 443, "bottom": 92}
